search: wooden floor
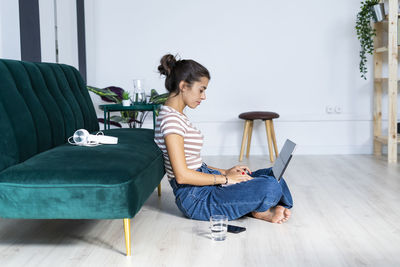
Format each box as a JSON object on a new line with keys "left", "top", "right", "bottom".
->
{"left": 1, "top": 155, "right": 400, "bottom": 267}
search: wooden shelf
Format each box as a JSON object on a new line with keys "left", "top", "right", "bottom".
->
{"left": 374, "top": 46, "right": 400, "bottom": 53}
{"left": 374, "top": 78, "right": 400, "bottom": 84}
{"left": 375, "top": 47, "right": 388, "bottom": 53}
{"left": 383, "top": 13, "right": 400, "bottom": 20}
{"left": 372, "top": 0, "right": 398, "bottom": 163}
{"left": 374, "top": 135, "right": 400, "bottom": 144}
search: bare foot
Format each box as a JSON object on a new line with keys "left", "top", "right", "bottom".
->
{"left": 277, "top": 208, "right": 291, "bottom": 224}
{"left": 252, "top": 206, "right": 286, "bottom": 223}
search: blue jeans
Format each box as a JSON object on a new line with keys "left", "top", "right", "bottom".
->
{"left": 169, "top": 163, "right": 293, "bottom": 221}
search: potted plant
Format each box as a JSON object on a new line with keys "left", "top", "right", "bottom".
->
{"left": 355, "top": 0, "right": 380, "bottom": 80}
{"left": 88, "top": 86, "right": 168, "bottom": 128}
{"left": 122, "top": 91, "right": 131, "bottom": 106}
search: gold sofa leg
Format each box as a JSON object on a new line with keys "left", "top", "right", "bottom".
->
{"left": 158, "top": 183, "right": 162, "bottom": 196}
{"left": 123, "top": 218, "right": 131, "bottom": 256}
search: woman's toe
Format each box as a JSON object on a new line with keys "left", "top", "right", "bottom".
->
{"left": 284, "top": 208, "right": 291, "bottom": 217}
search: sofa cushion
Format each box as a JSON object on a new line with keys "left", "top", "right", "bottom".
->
{"left": 0, "top": 59, "right": 99, "bottom": 172}
{"left": 0, "top": 129, "right": 165, "bottom": 219}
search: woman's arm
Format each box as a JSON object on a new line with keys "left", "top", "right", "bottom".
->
{"left": 207, "top": 165, "right": 226, "bottom": 175}
{"left": 164, "top": 134, "right": 251, "bottom": 186}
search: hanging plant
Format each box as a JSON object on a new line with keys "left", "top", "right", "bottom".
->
{"left": 355, "top": 0, "right": 380, "bottom": 80}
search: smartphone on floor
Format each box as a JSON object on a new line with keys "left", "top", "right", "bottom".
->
{"left": 227, "top": 224, "right": 246, "bottom": 233}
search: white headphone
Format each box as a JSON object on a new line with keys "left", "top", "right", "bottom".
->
{"left": 68, "top": 129, "right": 118, "bottom": 147}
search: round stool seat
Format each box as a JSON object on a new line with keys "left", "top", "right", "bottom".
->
{"left": 238, "top": 111, "right": 279, "bottom": 121}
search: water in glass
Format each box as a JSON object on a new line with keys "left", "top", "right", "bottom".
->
{"left": 210, "top": 215, "right": 227, "bottom": 241}
{"left": 132, "top": 79, "right": 146, "bottom": 104}
{"left": 133, "top": 92, "right": 146, "bottom": 103}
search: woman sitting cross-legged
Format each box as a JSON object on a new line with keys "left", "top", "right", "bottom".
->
{"left": 154, "top": 54, "right": 293, "bottom": 223}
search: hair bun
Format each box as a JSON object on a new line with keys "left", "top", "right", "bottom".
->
{"left": 158, "top": 54, "right": 177, "bottom": 76}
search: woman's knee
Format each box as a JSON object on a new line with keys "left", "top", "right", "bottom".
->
{"left": 250, "top": 178, "right": 282, "bottom": 201}
{"left": 252, "top": 176, "right": 280, "bottom": 189}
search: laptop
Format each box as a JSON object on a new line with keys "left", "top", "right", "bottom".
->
{"left": 272, "top": 139, "right": 296, "bottom": 181}
{"left": 221, "top": 139, "right": 296, "bottom": 187}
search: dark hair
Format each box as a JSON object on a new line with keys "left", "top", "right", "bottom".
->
{"left": 158, "top": 54, "right": 210, "bottom": 95}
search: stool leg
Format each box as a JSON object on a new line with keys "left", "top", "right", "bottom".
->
{"left": 239, "top": 120, "right": 251, "bottom": 161}
{"left": 264, "top": 120, "right": 274, "bottom": 163}
{"left": 246, "top": 121, "right": 253, "bottom": 158}
{"left": 270, "top": 120, "right": 279, "bottom": 157}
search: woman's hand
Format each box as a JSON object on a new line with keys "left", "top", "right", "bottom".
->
{"left": 225, "top": 171, "right": 253, "bottom": 185}
{"left": 225, "top": 165, "right": 252, "bottom": 177}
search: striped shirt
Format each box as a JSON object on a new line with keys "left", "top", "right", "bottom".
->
{"left": 154, "top": 105, "right": 204, "bottom": 181}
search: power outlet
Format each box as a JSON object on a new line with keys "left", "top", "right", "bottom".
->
{"left": 326, "top": 106, "right": 334, "bottom": 114}
{"left": 326, "top": 105, "right": 343, "bottom": 114}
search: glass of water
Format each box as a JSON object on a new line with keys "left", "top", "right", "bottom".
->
{"left": 210, "top": 215, "right": 228, "bottom": 241}
{"left": 132, "top": 79, "right": 146, "bottom": 104}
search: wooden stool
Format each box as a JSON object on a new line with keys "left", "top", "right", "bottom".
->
{"left": 238, "top": 111, "right": 279, "bottom": 162}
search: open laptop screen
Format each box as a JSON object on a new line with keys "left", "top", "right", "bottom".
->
{"left": 272, "top": 139, "right": 296, "bottom": 181}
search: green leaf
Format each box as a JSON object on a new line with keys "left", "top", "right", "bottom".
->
{"left": 87, "top": 86, "right": 118, "bottom": 97}
{"left": 87, "top": 86, "right": 120, "bottom": 103}
{"left": 122, "top": 91, "right": 130, "bottom": 100}
{"left": 110, "top": 115, "right": 131, "bottom": 123}
{"left": 150, "top": 89, "right": 159, "bottom": 98}
{"left": 150, "top": 93, "right": 169, "bottom": 104}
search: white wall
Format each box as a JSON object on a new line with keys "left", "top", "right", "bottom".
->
{"left": 86, "top": 0, "right": 395, "bottom": 155}
{"left": 0, "top": 4, "right": 2, "bottom": 58}
{"left": 39, "top": 0, "right": 56, "bottom": 63}
{"left": 0, "top": 0, "right": 21, "bottom": 60}
{"left": 56, "top": 0, "right": 78, "bottom": 68}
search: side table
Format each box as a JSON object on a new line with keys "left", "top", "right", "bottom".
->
{"left": 99, "top": 103, "right": 160, "bottom": 130}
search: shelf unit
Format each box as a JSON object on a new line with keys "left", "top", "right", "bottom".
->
{"left": 373, "top": 0, "right": 399, "bottom": 163}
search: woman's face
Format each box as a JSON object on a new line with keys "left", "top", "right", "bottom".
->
{"left": 181, "top": 77, "right": 209, "bottom": 109}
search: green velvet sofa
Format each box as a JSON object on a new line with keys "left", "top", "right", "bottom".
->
{"left": 0, "top": 59, "right": 165, "bottom": 256}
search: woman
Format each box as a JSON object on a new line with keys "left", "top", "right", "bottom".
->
{"left": 154, "top": 54, "right": 293, "bottom": 223}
